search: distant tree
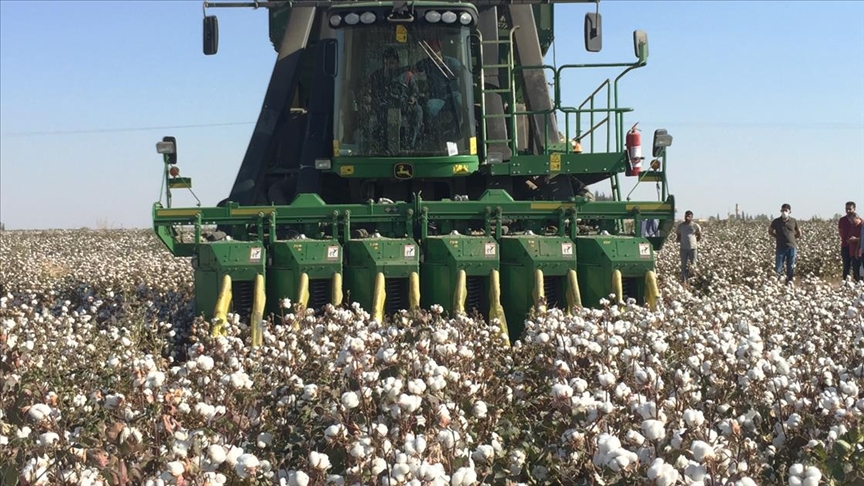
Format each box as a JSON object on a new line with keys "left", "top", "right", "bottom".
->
{"left": 594, "top": 191, "right": 614, "bottom": 201}
{"left": 0, "top": 222, "right": 4, "bottom": 231}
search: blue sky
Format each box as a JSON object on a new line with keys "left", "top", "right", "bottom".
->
{"left": 1, "top": 0, "right": 862, "bottom": 229}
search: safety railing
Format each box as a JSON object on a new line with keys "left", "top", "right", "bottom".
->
{"left": 502, "top": 60, "right": 644, "bottom": 156}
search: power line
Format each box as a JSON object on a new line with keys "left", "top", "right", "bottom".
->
{"left": 2, "top": 121, "right": 256, "bottom": 137}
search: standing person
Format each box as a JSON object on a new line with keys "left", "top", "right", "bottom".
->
{"left": 845, "top": 211, "right": 862, "bottom": 282}
{"left": 859, "top": 216, "right": 864, "bottom": 278}
{"left": 676, "top": 210, "right": 702, "bottom": 282}
{"left": 838, "top": 201, "right": 862, "bottom": 281}
{"left": 768, "top": 203, "right": 802, "bottom": 283}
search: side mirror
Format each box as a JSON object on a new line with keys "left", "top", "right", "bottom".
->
{"left": 322, "top": 39, "right": 338, "bottom": 77}
{"left": 584, "top": 13, "right": 602, "bottom": 53}
{"left": 652, "top": 129, "right": 672, "bottom": 157}
{"left": 204, "top": 15, "right": 219, "bottom": 55}
{"left": 633, "top": 30, "right": 648, "bottom": 62}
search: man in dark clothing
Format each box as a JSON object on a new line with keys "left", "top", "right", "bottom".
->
{"left": 768, "top": 203, "right": 802, "bottom": 283}
{"left": 838, "top": 201, "right": 862, "bottom": 282}
{"left": 364, "top": 47, "right": 423, "bottom": 151}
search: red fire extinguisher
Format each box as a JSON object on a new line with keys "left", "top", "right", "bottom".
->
{"left": 625, "top": 123, "right": 643, "bottom": 176}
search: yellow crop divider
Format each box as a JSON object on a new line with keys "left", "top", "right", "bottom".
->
{"left": 372, "top": 272, "right": 386, "bottom": 322}
{"left": 533, "top": 269, "right": 546, "bottom": 313}
{"left": 212, "top": 274, "right": 232, "bottom": 336}
{"left": 488, "top": 269, "right": 509, "bottom": 346}
{"left": 250, "top": 274, "right": 265, "bottom": 347}
{"left": 453, "top": 269, "right": 467, "bottom": 315}
{"left": 565, "top": 269, "right": 582, "bottom": 315}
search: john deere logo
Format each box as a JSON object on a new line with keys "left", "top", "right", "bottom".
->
{"left": 394, "top": 163, "right": 413, "bottom": 179}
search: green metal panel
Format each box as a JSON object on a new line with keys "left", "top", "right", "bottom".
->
{"left": 499, "top": 235, "right": 577, "bottom": 340}
{"left": 420, "top": 235, "right": 499, "bottom": 312}
{"left": 267, "top": 239, "right": 343, "bottom": 315}
{"left": 479, "top": 152, "right": 627, "bottom": 177}
{"left": 193, "top": 241, "right": 267, "bottom": 319}
{"left": 343, "top": 238, "right": 419, "bottom": 313}
{"left": 330, "top": 156, "right": 479, "bottom": 179}
{"left": 575, "top": 236, "right": 654, "bottom": 307}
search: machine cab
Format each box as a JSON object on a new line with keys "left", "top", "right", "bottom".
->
{"left": 329, "top": 7, "right": 477, "bottom": 158}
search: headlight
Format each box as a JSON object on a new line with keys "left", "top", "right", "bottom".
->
{"left": 459, "top": 12, "right": 472, "bottom": 25}
{"left": 360, "top": 12, "right": 376, "bottom": 24}
{"left": 344, "top": 13, "right": 360, "bottom": 25}
{"left": 441, "top": 11, "right": 457, "bottom": 24}
{"left": 329, "top": 15, "right": 342, "bottom": 27}
{"left": 425, "top": 10, "right": 441, "bottom": 23}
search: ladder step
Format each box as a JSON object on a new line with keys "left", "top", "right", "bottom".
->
{"left": 481, "top": 88, "right": 511, "bottom": 94}
{"left": 483, "top": 64, "right": 511, "bottom": 69}
{"left": 485, "top": 139, "right": 512, "bottom": 144}
{"left": 483, "top": 114, "right": 512, "bottom": 119}
{"left": 481, "top": 39, "right": 512, "bottom": 45}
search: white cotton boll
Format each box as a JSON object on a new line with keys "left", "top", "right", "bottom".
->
{"left": 27, "top": 403, "right": 52, "bottom": 422}
{"left": 804, "top": 466, "right": 821, "bottom": 480}
{"left": 391, "top": 463, "right": 410, "bottom": 482}
{"left": 735, "top": 478, "right": 758, "bottom": 486}
{"left": 451, "top": 466, "right": 478, "bottom": 486}
{"left": 786, "top": 413, "right": 802, "bottom": 429}
{"left": 309, "top": 451, "right": 332, "bottom": 471}
{"left": 371, "top": 457, "right": 388, "bottom": 475}
{"left": 552, "top": 383, "right": 573, "bottom": 399}
{"left": 472, "top": 401, "right": 488, "bottom": 418}
{"left": 683, "top": 409, "right": 705, "bottom": 428}
{"left": 144, "top": 371, "right": 165, "bottom": 389}
{"left": 209, "top": 444, "right": 227, "bottom": 464}
{"left": 288, "top": 470, "right": 309, "bottom": 486}
{"left": 408, "top": 379, "right": 427, "bottom": 395}
{"left": 196, "top": 355, "right": 215, "bottom": 371}
{"left": 166, "top": 461, "right": 185, "bottom": 477}
{"left": 234, "top": 454, "right": 261, "bottom": 479}
{"left": 625, "top": 429, "right": 645, "bottom": 446}
{"left": 691, "top": 440, "right": 714, "bottom": 462}
{"left": 325, "top": 424, "right": 346, "bottom": 439}
{"left": 225, "top": 446, "right": 244, "bottom": 466}
{"left": 398, "top": 394, "right": 422, "bottom": 413}
{"left": 341, "top": 391, "right": 360, "bottom": 409}
{"left": 16, "top": 426, "right": 32, "bottom": 439}
{"left": 597, "top": 371, "right": 616, "bottom": 387}
{"left": 840, "top": 380, "right": 859, "bottom": 397}
{"left": 438, "top": 430, "right": 460, "bottom": 450}
{"left": 685, "top": 463, "right": 707, "bottom": 483}
{"left": 472, "top": 444, "right": 494, "bottom": 464}
{"left": 37, "top": 432, "right": 59, "bottom": 446}
{"left": 642, "top": 419, "right": 666, "bottom": 441}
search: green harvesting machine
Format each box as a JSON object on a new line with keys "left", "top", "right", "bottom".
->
{"left": 152, "top": 0, "right": 676, "bottom": 344}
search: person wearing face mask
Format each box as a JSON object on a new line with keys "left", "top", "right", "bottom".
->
{"left": 768, "top": 203, "right": 802, "bottom": 284}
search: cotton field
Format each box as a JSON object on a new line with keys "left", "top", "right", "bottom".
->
{"left": 1, "top": 220, "right": 862, "bottom": 486}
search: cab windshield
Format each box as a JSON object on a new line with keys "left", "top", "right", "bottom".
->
{"left": 334, "top": 24, "right": 474, "bottom": 157}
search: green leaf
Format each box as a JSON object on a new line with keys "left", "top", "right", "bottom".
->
{"left": 0, "top": 463, "right": 19, "bottom": 486}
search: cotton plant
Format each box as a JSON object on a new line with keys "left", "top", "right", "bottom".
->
{"left": 1, "top": 223, "right": 864, "bottom": 484}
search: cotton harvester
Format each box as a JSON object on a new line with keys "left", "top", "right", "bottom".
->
{"left": 152, "top": 0, "right": 676, "bottom": 345}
